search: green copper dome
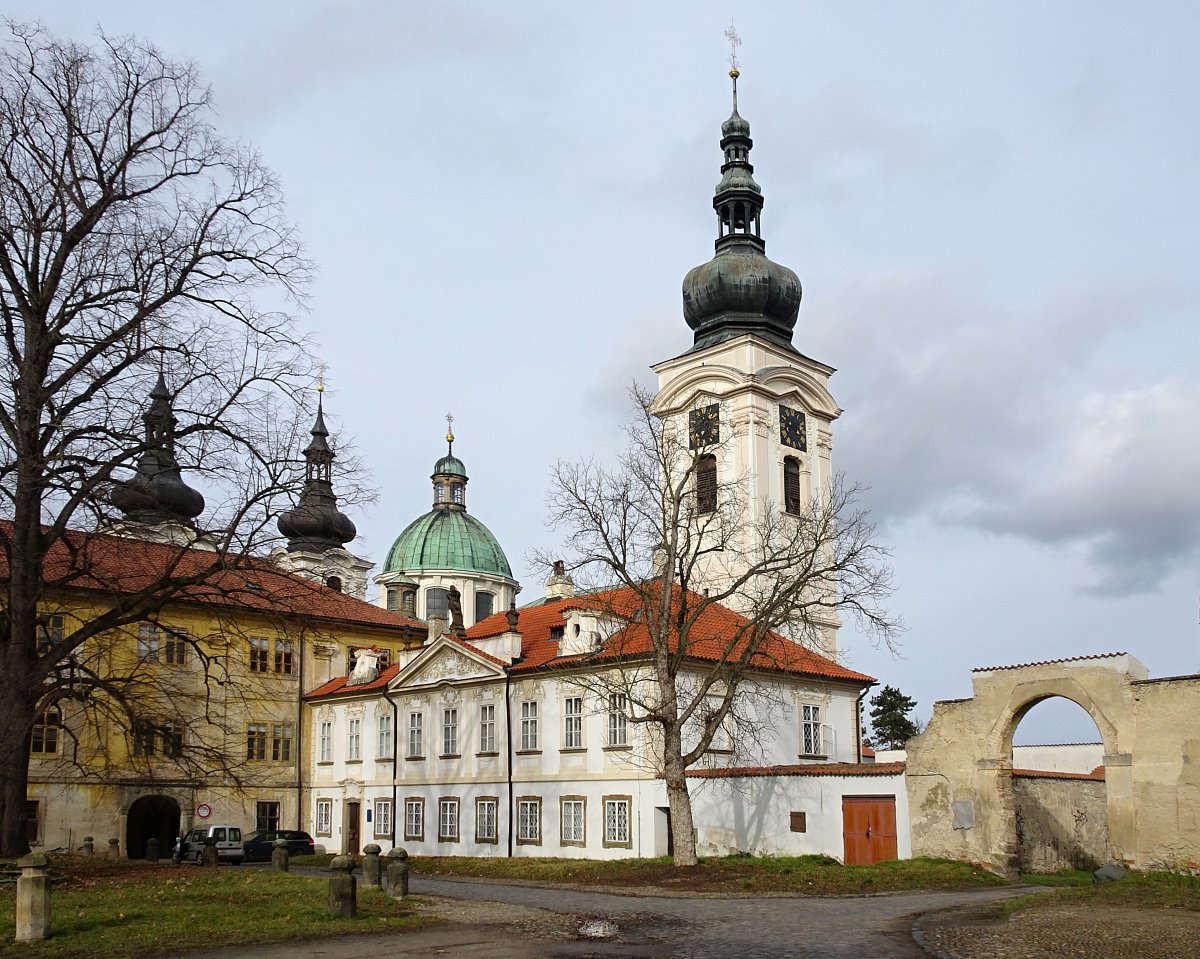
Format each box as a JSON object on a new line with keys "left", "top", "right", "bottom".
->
{"left": 383, "top": 509, "right": 512, "bottom": 578}
{"left": 434, "top": 454, "right": 467, "bottom": 478}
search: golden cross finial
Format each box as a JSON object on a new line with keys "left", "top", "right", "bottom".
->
{"left": 725, "top": 21, "right": 742, "bottom": 77}
{"left": 316, "top": 361, "right": 327, "bottom": 393}
{"left": 445, "top": 412, "right": 455, "bottom": 446}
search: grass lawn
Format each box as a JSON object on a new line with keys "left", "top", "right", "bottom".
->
{"left": 1004, "top": 869, "right": 1200, "bottom": 916}
{"left": 0, "top": 856, "right": 434, "bottom": 958}
{"left": 412, "top": 853, "right": 1008, "bottom": 895}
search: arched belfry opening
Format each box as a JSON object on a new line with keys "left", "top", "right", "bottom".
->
{"left": 1006, "top": 696, "right": 1109, "bottom": 872}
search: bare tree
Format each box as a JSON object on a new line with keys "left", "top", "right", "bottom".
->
{"left": 0, "top": 22, "right": 319, "bottom": 855}
{"left": 536, "top": 384, "right": 900, "bottom": 866}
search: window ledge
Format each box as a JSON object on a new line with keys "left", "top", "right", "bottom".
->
{"left": 317, "top": 761, "right": 334, "bottom": 766}
{"left": 515, "top": 749, "right": 542, "bottom": 756}
{"left": 602, "top": 744, "right": 631, "bottom": 752}
{"left": 476, "top": 751, "right": 499, "bottom": 758}
{"left": 559, "top": 747, "right": 587, "bottom": 754}
{"left": 405, "top": 755, "right": 426, "bottom": 762}
{"left": 706, "top": 748, "right": 734, "bottom": 756}
{"left": 375, "top": 757, "right": 394, "bottom": 764}
{"left": 345, "top": 759, "right": 362, "bottom": 765}
{"left": 797, "top": 754, "right": 828, "bottom": 761}
{"left": 439, "top": 753, "right": 461, "bottom": 760}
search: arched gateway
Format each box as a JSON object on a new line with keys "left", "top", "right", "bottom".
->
{"left": 126, "top": 795, "right": 181, "bottom": 859}
{"left": 905, "top": 653, "right": 1200, "bottom": 875}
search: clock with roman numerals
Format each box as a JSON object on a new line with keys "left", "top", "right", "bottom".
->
{"left": 779, "top": 404, "right": 807, "bottom": 451}
{"left": 688, "top": 403, "right": 720, "bottom": 449}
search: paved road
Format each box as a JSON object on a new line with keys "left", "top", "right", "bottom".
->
{"left": 194, "top": 876, "right": 1038, "bottom": 959}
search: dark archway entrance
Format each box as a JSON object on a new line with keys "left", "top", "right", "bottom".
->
{"left": 126, "top": 795, "right": 181, "bottom": 859}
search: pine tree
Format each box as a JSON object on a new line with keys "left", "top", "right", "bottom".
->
{"left": 869, "top": 685, "right": 920, "bottom": 749}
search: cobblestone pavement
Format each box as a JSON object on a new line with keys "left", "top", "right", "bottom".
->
{"left": 191, "top": 877, "right": 1038, "bottom": 959}
{"left": 915, "top": 900, "right": 1200, "bottom": 959}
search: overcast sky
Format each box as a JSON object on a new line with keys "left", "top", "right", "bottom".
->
{"left": 17, "top": 2, "right": 1200, "bottom": 744}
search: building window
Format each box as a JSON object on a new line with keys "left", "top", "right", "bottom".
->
{"left": 377, "top": 714, "right": 393, "bottom": 759}
{"left": 696, "top": 454, "right": 717, "bottom": 514}
{"left": 347, "top": 718, "right": 361, "bottom": 760}
{"left": 24, "top": 800, "right": 39, "bottom": 845}
{"left": 404, "top": 798, "right": 424, "bottom": 841}
{"left": 608, "top": 693, "right": 628, "bottom": 747}
{"left": 162, "top": 720, "right": 184, "bottom": 758}
{"left": 783, "top": 456, "right": 802, "bottom": 515}
{"left": 520, "top": 701, "right": 538, "bottom": 751}
{"left": 408, "top": 712, "right": 423, "bottom": 758}
{"left": 438, "top": 798, "right": 460, "bottom": 841}
{"left": 319, "top": 720, "right": 333, "bottom": 763}
{"left": 402, "top": 590, "right": 416, "bottom": 616}
{"left": 704, "top": 695, "right": 733, "bottom": 753}
{"left": 434, "top": 484, "right": 446, "bottom": 503}
{"left": 274, "top": 639, "right": 293, "bottom": 674}
{"left": 133, "top": 719, "right": 156, "bottom": 757}
{"left": 164, "top": 628, "right": 188, "bottom": 665}
{"left": 563, "top": 696, "right": 583, "bottom": 750}
{"left": 475, "top": 797, "right": 498, "bottom": 843}
{"left": 442, "top": 708, "right": 458, "bottom": 756}
{"left": 426, "top": 587, "right": 449, "bottom": 619}
{"left": 386, "top": 588, "right": 400, "bottom": 611}
{"left": 315, "top": 798, "right": 333, "bottom": 836}
{"left": 603, "top": 796, "right": 632, "bottom": 848}
{"left": 249, "top": 637, "right": 269, "bottom": 672}
{"left": 517, "top": 797, "right": 541, "bottom": 845}
{"left": 375, "top": 799, "right": 393, "bottom": 838}
{"left": 256, "top": 801, "right": 281, "bottom": 832}
{"left": 247, "top": 723, "right": 267, "bottom": 760}
{"left": 272, "top": 723, "right": 293, "bottom": 762}
{"left": 30, "top": 706, "right": 61, "bottom": 755}
{"left": 561, "top": 797, "right": 585, "bottom": 846}
{"left": 478, "top": 704, "right": 496, "bottom": 753}
{"left": 451, "top": 483, "right": 464, "bottom": 504}
{"left": 801, "top": 704, "right": 823, "bottom": 756}
{"left": 474, "top": 591, "right": 494, "bottom": 622}
{"left": 37, "top": 614, "right": 64, "bottom": 653}
{"left": 137, "top": 623, "right": 160, "bottom": 662}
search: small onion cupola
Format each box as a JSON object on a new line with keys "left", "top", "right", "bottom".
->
{"left": 681, "top": 63, "right": 802, "bottom": 353}
{"left": 277, "top": 387, "right": 357, "bottom": 552}
{"left": 111, "top": 372, "right": 206, "bottom": 527}
{"left": 432, "top": 415, "right": 468, "bottom": 511}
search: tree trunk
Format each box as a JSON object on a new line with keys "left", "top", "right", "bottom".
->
{"left": 0, "top": 683, "right": 37, "bottom": 857}
{"left": 662, "top": 723, "right": 698, "bottom": 866}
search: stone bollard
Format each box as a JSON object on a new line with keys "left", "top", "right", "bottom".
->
{"left": 385, "top": 846, "right": 410, "bottom": 899}
{"left": 16, "top": 853, "right": 51, "bottom": 941}
{"left": 328, "top": 855, "right": 357, "bottom": 918}
{"left": 360, "top": 843, "right": 382, "bottom": 888}
{"left": 271, "top": 838, "right": 290, "bottom": 872}
{"left": 200, "top": 836, "right": 219, "bottom": 867}
{"left": 107, "top": 838, "right": 120, "bottom": 858}
{"left": 81, "top": 836, "right": 94, "bottom": 857}
{"left": 145, "top": 837, "right": 160, "bottom": 862}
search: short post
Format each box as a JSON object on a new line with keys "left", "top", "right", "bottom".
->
{"left": 271, "top": 838, "right": 290, "bottom": 872}
{"left": 80, "top": 836, "right": 94, "bottom": 857}
{"left": 328, "top": 855, "right": 357, "bottom": 918}
{"left": 200, "top": 836, "right": 219, "bottom": 867}
{"left": 15, "top": 853, "right": 51, "bottom": 941}
{"left": 145, "top": 837, "right": 160, "bottom": 862}
{"left": 107, "top": 838, "right": 120, "bottom": 858}
{"left": 361, "top": 843, "right": 382, "bottom": 888}
{"left": 385, "top": 846, "right": 410, "bottom": 899}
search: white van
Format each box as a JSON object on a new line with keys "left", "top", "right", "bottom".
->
{"left": 172, "top": 824, "right": 244, "bottom": 865}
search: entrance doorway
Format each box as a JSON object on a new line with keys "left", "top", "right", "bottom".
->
{"left": 126, "top": 795, "right": 181, "bottom": 859}
{"left": 345, "top": 801, "right": 361, "bottom": 855}
{"left": 842, "top": 796, "right": 897, "bottom": 865}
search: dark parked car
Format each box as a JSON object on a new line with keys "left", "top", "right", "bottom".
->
{"left": 241, "top": 829, "right": 316, "bottom": 862}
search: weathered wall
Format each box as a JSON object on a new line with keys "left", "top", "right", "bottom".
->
{"left": 1013, "top": 774, "right": 1107, "bottom": 871}
{"left": 906, "top": 653, "right": 1200, "bottom": 874}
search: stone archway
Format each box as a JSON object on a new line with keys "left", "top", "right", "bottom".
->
{"left": 905, "top": 653, "right": 1144, "bottom": 875}
{"left": 126, "top": 795, "right": 181, "bottom": 859}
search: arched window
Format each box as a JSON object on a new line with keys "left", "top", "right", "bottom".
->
{"left": 426, "top": 587, "right": 450, "bottom": 619}
{"left": 783, "top": 457, "right": 802, "bottom": 515}
{"left": 474, "top": 591, "right": 494, "bottom": 623}
{"left": 325, "top": 575, "right": 343, "bottom": 592}
{"left": 696, "top": 454, "right": 717, "bottom": 514}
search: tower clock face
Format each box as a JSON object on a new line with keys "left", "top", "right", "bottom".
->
{"left": 689, "top": 403, "right": 720, "bottom": 449}
{"left": 779, "top": 404, "right": 807, "bottom": 451}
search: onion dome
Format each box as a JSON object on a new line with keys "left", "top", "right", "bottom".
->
{"left": 277, "top": 391, "right": 357, "bottom": 552}
{"left": 682, "top": 66, "right": 802, "bottom": 353}
{"left": 111, "top": 373, "right": 205, "bottom": 526}
{"left": 382, "top": 429, "right": 512, "bottom": 578}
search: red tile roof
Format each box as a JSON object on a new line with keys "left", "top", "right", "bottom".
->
{"left": 3, "top": 522, "right": 424, "bottom": 633}
{"left": 466, "top": 587, "right": 874, "bottom": 684}
{"left": 688, "top": 762, "right": 905, "bottom": 779}
{"left": 972, "top": 652, "right": 1128, "bottom": 672}
{"left": 1013, "top": 767, "right": 1105, "bottom": 781}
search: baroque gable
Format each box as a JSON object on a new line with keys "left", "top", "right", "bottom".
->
{"left": 391, "top": 636, "right": 505, "bottom": 690}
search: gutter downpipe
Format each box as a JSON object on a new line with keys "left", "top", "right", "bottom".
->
{"left": 505, "top": 669, "right": 513, "bottom": 858}
{"left": 854, "top": 684, "right": 874, "bottom": 763}
{"left": 296, "top": 635, "right": 306, "bottom": 830}
{"left": 383, "top": 688, "right": 399, "bottom": 848}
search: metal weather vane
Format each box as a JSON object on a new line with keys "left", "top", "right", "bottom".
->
{"left": 725, "top": 21, "right": 742, "bottom": 75}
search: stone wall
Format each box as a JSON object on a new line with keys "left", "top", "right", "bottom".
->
{"left": 1013, "top": 774, "right": 1107, "bottom": 872}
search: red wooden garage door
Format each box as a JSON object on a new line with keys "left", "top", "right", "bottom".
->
{"left": 842, "top": 796, "right": 898, "bottom": 865}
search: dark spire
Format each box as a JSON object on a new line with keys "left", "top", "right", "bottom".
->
{"left": 681, "top": 64, "right": 803, "bottom": 353}
{"left": 110, "top": 372, "right": 206, "bottom": 526}
{"left": 277, "top": 388, "right": 357, "bottom": 552}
